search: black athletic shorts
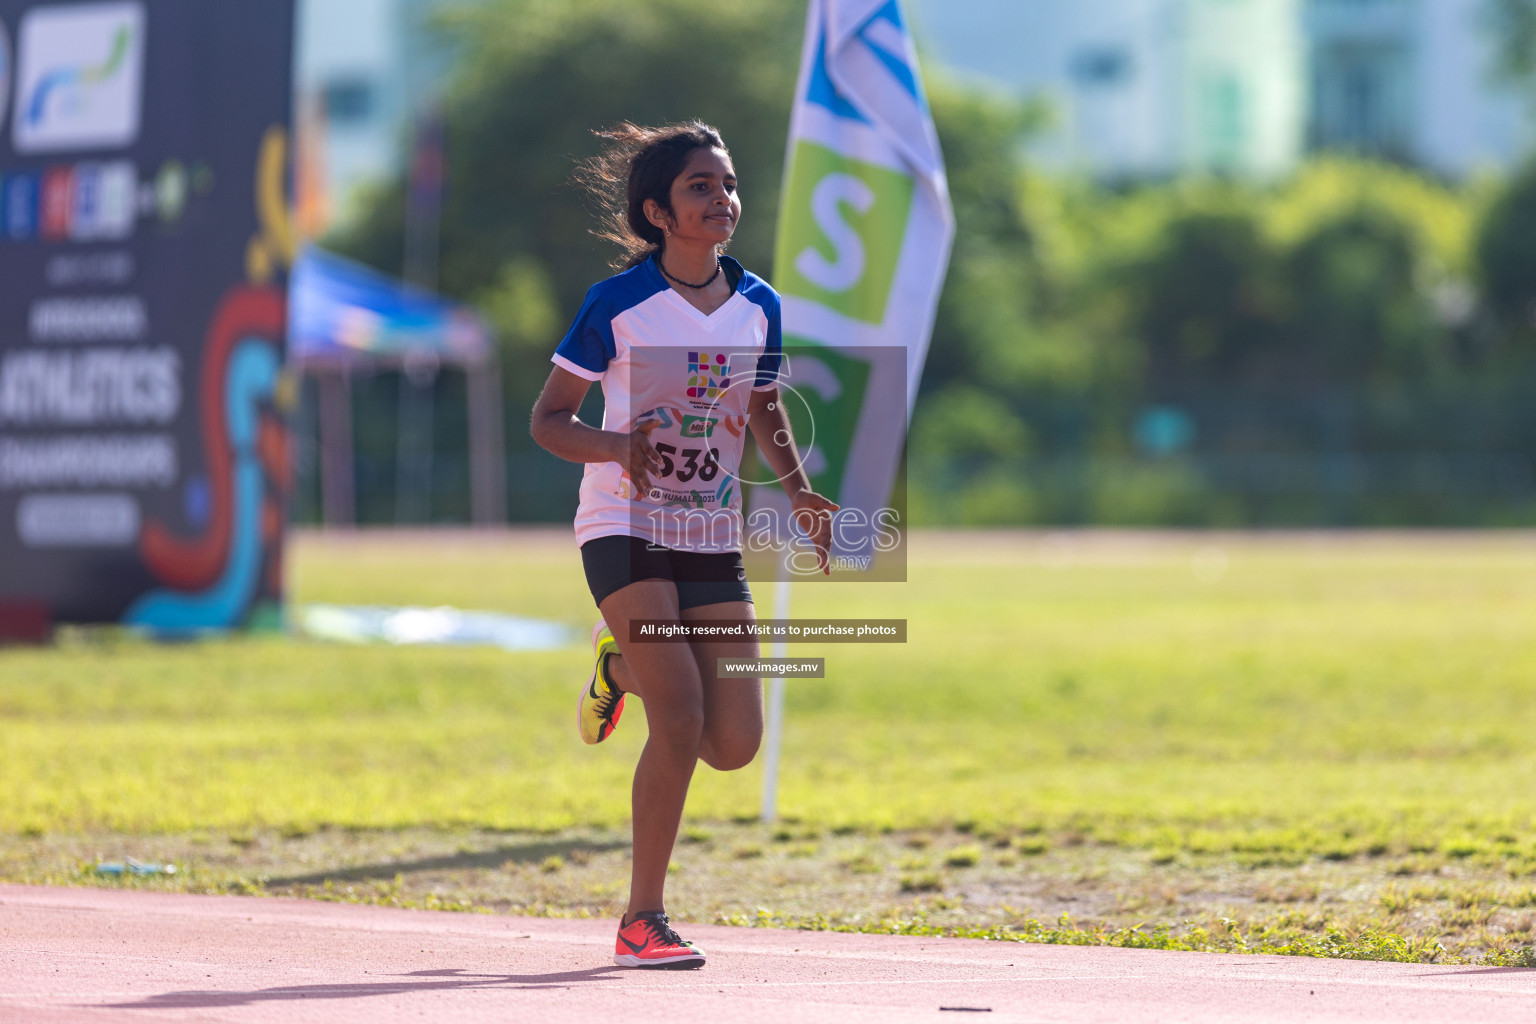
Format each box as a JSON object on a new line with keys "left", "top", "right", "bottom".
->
{"left": 580, "top": 535, "right": 753, "bottom": 610}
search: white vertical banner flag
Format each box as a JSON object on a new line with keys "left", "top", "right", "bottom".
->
{"left": 763, "top": 0, "right": 953, "bottom": 541}
{"left": 758, "top": 0, "right": 951, "bottom": 821}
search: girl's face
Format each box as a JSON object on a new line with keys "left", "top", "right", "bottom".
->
{"left": 657, "top": 147, "right": 740, "bottom": 246}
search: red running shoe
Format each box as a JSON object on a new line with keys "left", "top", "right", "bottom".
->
{"left": 613, "top": 911, "right": 706, "bottom": 969}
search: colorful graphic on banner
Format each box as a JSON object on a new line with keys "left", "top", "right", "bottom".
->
{"left": 13, "top": 1, "right": 144, "bottom": 154}
{"left": 758, "top": 0, "right": 952, "bottom": 576}
{"left": 0, "top": 2, "right": 295, "bottom": 630}
{"left": 2, "top": 169, "right": 37, "bottom": 238}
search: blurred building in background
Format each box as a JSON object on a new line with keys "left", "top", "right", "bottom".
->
{"left": 295, "top": 0, "right": 463, "bottom": 233}
{"left": 909, "top": 0, "right": 1307, "bottom": 178}
{"left": 1306, "top": 0, "right": 1526, "bottom": 177}
{"left": 908, "top": 0, "right": 1531, "bottom": 180}
{"left": 298, "top": 0, "right": 1533, "bottom": 212}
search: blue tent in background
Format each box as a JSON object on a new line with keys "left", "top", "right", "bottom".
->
{"left": 290, "top": 247, "right": 492, "bottom": 365}
{"left": 287, "top": 247, "right": 504, "bottom": 526}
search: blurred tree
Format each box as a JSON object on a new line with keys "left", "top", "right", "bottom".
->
{"left": 1483, "top": 0, "right": 1536, "bottom": 94}
{"left": 921, "top": 83, "right": 1059, "bottom": 396}
{"left": 1476, "top": 0, "right": 1536, "bottom": 337}
{"left": 1131, "top": 209, "right": 1286, "bottom": 388}
{"left": 908, "top": 382, "right": 1032, "bottom": 460}
{"left": 1476, "top": 160, "right": 1536, "bottom": 340}
{"left": 476, "top": 255, "right": 562, "bottom": 364}
{"left": 1286, "top": 208, "right": 1445, "bottom": 383}
{"left": 1263, "top": 158, "right": 1477, "bottom": 280}
{"left": 1099, "top": 163, "right": 1468, "bottom": 391}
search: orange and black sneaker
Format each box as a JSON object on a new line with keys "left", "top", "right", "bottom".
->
{"left": 577, "top": 621, "right": 624, "bottom": 745}
{"left": 613, "top": 911, "right": 706, "bottom": 969}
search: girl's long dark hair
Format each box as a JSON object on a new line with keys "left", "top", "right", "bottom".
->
{"left": 576, "top": 120, "right": 729, "bottom": 271}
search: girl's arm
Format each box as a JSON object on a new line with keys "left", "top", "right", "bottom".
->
{"left": 530, "top": 366, "right": 663, "bottom": 494}
{"left": 748, "top": 387, "right": 839, "bottom": 574}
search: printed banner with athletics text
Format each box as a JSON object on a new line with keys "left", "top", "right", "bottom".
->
{"left": 0, "top": 1, "right": 295, "bottom": 631}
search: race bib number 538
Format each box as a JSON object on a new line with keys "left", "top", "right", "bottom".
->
{"left": 621, "top": 407, "right": 746, "bottom": 509}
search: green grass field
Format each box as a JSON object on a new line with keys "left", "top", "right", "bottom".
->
{"left": 3, "top": 529, "right": 1536, "bottom": 963}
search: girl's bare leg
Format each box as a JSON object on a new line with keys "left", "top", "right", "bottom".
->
{"left": 605, "top": 600, "right": 763, "bottom": 770}
{"left": 682, "top": 600, "right": 763, "bottom": 771}
{"left": 597, "top": 580, "right": 703, "bottom": 923}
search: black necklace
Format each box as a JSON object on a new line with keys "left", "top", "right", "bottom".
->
{"left": 657, "top": 255, "right": 722, "bottom": 289}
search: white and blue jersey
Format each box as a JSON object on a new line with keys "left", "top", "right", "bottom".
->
{"left": 552, "top": 255, "right": 783, "bottom": 552}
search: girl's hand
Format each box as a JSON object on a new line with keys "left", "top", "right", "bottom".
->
{"left": 617, "top": 421, "right": 664, "bottom": 496}
{"left": 791, "top": 489, "right": 840, "bottom": 575}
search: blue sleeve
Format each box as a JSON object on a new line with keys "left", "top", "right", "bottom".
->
{"left": 551, "top": 287, "right": 614, "bottom": 381}
{"left": 754, "top": 294, "right": 783, "bottom": 390}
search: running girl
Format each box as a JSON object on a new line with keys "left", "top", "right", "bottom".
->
{"left": 530, "top": 121, "right": 836, "bottom": 969}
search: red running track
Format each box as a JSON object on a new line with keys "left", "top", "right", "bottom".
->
{"left": 1, "top": 884, "right": 1533, "bottom": 1023}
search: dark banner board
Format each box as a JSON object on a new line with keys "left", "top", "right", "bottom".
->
{"left": 0, "top": 1, "right": 295, "bottom": 631}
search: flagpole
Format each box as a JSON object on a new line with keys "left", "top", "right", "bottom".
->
{"left": 758, "top": 576, "right": 792, "bottom": 823}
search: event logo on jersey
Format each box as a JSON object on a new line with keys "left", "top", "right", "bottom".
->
{"left": 13, "top": 2, "right": 144, "bottom": 154}
{"left": 773, "top": 140, "right": 914, "bottom": 325}
{"left": 686, "top": 351, "right": 732, "bottom": 401}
